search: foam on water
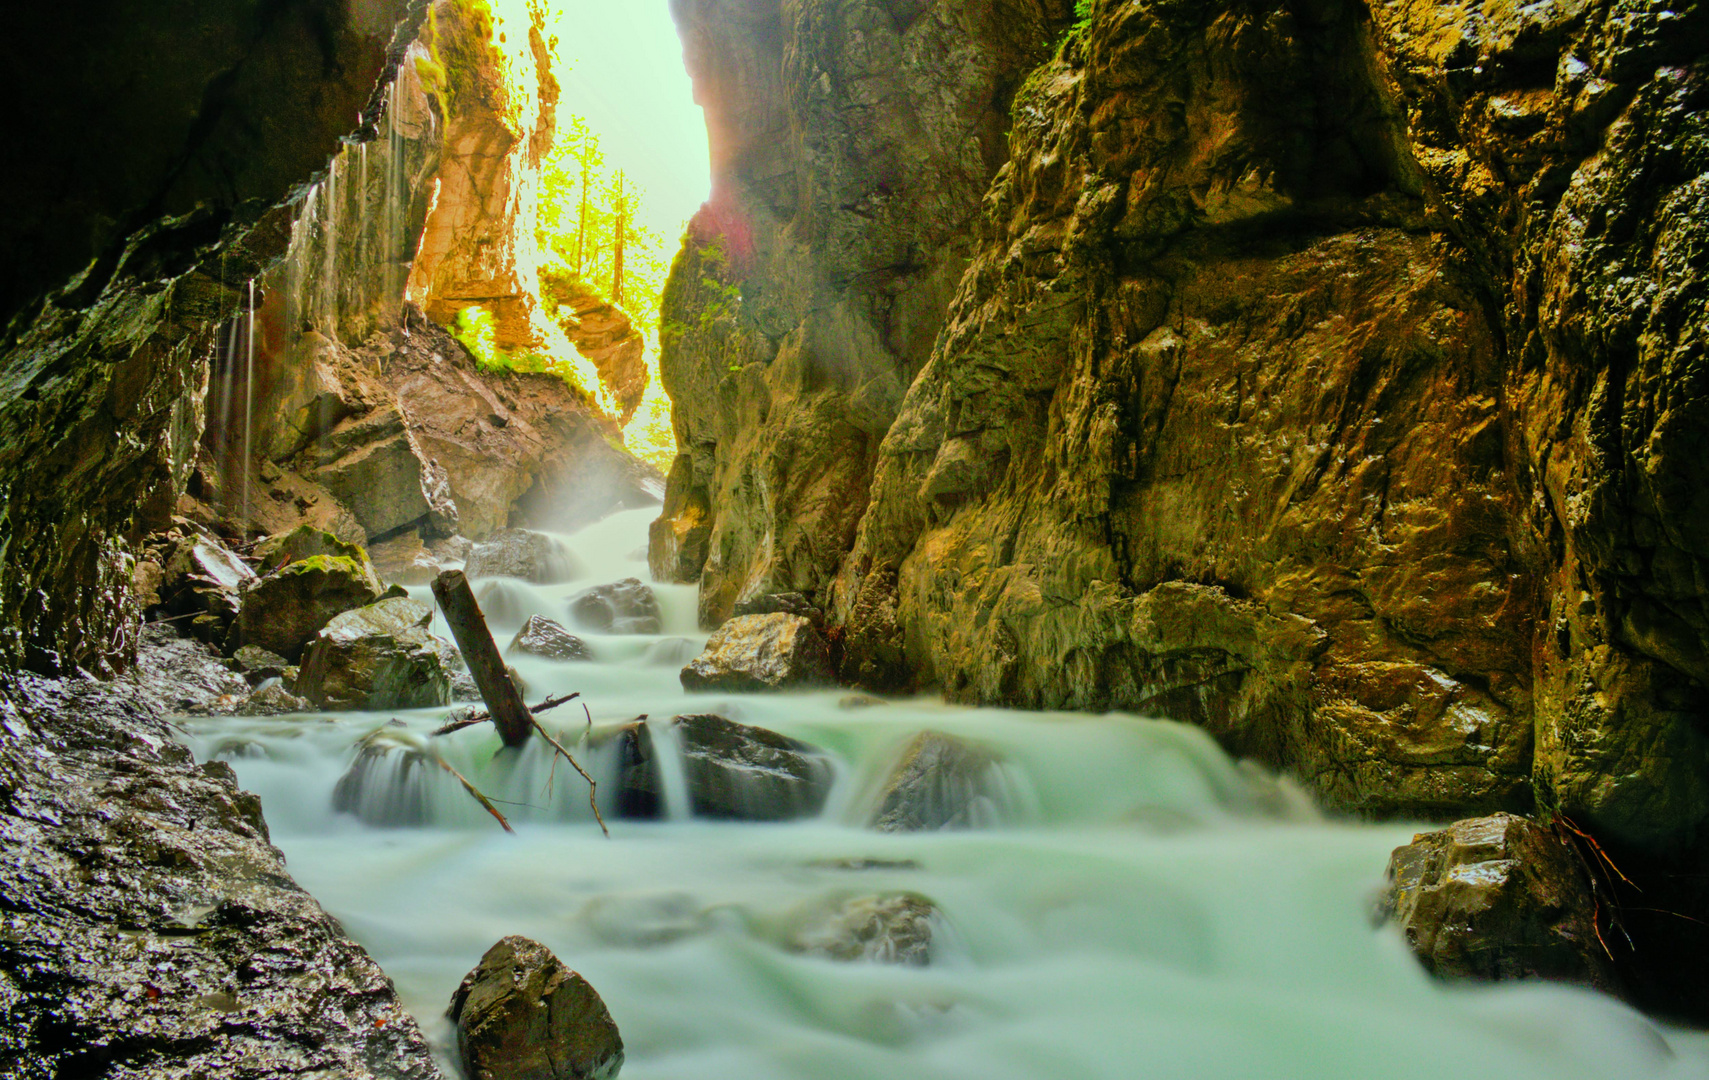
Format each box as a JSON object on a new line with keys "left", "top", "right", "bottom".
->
{"left": 175, "top": 508, "right": 1709, "bottom": 1080}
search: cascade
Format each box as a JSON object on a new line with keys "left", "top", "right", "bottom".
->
{"left": 176, "top": 507, "right": 1709, "bottom": 1080}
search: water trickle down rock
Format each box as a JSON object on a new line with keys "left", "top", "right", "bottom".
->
{"left": 508, "top": 615, "right": 594, "bottom": 661}
{"left": 333, "top": 726, "right": 435, "bottom": 827}
{"left": 568, "top": 579, "right": 662, "bottom": 635}
{"left": 448, "top": 936, "right": 624, "bottom": 1080}
{"left": 676, "top": 714, "right": 834, "bottom": 821}
{"left": 1378, "top": 813, "right": 1619, "bottom": 994}
{"left": 466, "top": 529, "right": 582, "bottom": 584}
{"left": 871, "top": 731, "right": 1009, "bottom": 833}
{"left": 296, "top": 596, "right": 452, "bottom": 710}
{"left": 679, "top": 614, "right": 834, "bottom": 692}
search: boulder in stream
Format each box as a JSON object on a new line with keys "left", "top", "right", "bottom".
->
{"left": 1378, "top": 813, "right": 1619, "bottom": 992}
{"left": 677, "top": 714, "right": 833, "bottom": 821}
{"left": 509, "top": 615, "right": 594, "bottom": 661}
{"left": 231, "top": 644, "right": 292, "bottom": 684}
{"left": 233, "top": 681, "right": 313, "bottom": 716}
{"left": 788, "top": 893, "right": 936, "bottom": 965}
{"left": 232, "top": 555, "right": 388, "bottom": 661}
{"left": 871, "top": 731, "right": 1006, "bottom": 832}
{"left": 448, "top": 936, "right": 624, "bottom": 1080}
{"left": 568, "top": 578, "right": 661, "bottom": 635}
{"left": 295, "top": 597, "right": 452, "bottom": 710}
{"left": 679, "top": 614, "right": 833, "bottom": 692}
{"left": 466, "top": 528, "right": 580, "bottom": 583}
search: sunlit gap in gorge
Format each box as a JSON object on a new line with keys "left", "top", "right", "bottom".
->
{"left": 495, "top": 0, "right": 709, "bottom": 473}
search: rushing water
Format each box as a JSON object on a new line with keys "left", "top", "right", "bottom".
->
{"left": 177, "top": 508, "right": 1709, "bottom": 1080}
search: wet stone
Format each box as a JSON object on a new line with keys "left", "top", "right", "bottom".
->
{"left": 130, "top": 623, "right": 251, "bottom": 715}
{"left": 679, "top": 614, "right": 834, "bottom": 692}
{"left": 676, "top": 714, "right": 833, "bottom": 821}
{"left": 448, "top": 935, "right": 624, "bottom": 1080}
{"left": 233, "top": 682, "right": 313, "bottom": 717}
{"left": 466, "top": 529, "right": 581, "bottom": 584}
{"left": 568, "top": 578, "right": 662, "bottom": 635}
{"left": 1377, "top": 813, "right": 1619, "bottom": 993}
{"left": 789, "top": 894, "right": 936, "bottom": 965}
{"left": 295, "top": 597, "right": 452, "bottom": 710}
{"left": 232, "top": 644, "right": 291, "bottom": 684}
{"left": 509, "top": 615, "right": 594, "bottom": 661}
{"left": 872, "top": 731, "right": 1007, "bottom": 833}
{"left": 233, "top": 555, "right": 388, "bottom": 662}
{"left": 733, "top": 591, "right": 823, "bottom": 626}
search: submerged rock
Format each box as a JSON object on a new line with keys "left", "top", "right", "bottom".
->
{"left": 448, "top": 936, "right": 624, "bottom": 1080}
{"left": 332, "top": 727, "right": 435, "bottom": 827}
{"left": 508, "top": 615, "right": 594, "bottom": 661}
{"left": 1378, "top": 813, "right": 1618, "bottom": 993}
{"left": 676, "top": 714, "right": 833, "bottom": 821}
{"left": 295, "top": 597, "right": 451, "bottom": 710}
{"left": 568, "top": 579, "right": 661, "bottom": 635}
{"left": 679, "top": 614, "right": 833, "bottom": 692}
{"left": 466, "top": 528, "right": 580, "bottom": 584}
{"left": 233, "top": 555, "right": 388, "bottom": 662}
{"left": 872, "top": 731, "right": 1006, "bottom": 833}
{"left": 789, "top": 894, "right": 936, "bottom": 965}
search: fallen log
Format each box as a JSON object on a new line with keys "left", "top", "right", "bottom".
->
{"left": 432, "top": 570, "right": 532, "bottom": 747}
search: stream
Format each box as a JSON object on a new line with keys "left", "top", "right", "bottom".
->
{"left": 176, "top": 508, "right": 1709, "bottom": 1080}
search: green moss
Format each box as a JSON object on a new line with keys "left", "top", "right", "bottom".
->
{"left": 257, "top": 525, "right": 367, "bottom": 569}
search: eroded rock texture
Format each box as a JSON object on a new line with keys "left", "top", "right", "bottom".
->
{"left": 0, "top": 0, "right": 426, "bottom": 675}
{"left": 0, "top": 674, "right": 442, "bottom": 1078}
{"left": 659, "top": 0, "right": 1709, "bottom": 858}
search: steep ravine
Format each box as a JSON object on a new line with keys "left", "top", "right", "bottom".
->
{"left": 653, "top": 0, "right": 1709, "bottom": 1015}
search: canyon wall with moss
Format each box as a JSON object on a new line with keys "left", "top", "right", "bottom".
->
{"left": 656, "top": 0, "right": 1709, "bottom": 869}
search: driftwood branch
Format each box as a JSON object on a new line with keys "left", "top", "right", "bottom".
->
{"left": 432, "top": 693, "right": 581, "bottom": 738}
{"left": 530, "top": 717, "right": 610, "bottom": 839}
{"left": 433, "top": 756, "right": 514, "bottom": 833}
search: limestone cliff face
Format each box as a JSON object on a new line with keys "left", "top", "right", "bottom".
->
{"left": 652, "top": 0, "right": 1076, "bottom": 626}
{"left": 661, "top": 0, "right": 1709, "bottom": 856}
{"left": 0, "top": 0, "right": 425, "bottom": 676}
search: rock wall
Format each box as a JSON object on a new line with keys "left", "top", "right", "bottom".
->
{"left": 658, "top": 0, "right": 1709, "bottom": 857}
{"left": 652, "top": 0, "right": 1076, "bottom": 627}
{"left": 0, "top": 0, "right": 426, "bottom": 676}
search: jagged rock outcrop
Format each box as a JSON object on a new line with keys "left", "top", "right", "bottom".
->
{"left": 1379, "top": 813, "right": 1617, "bottom": 992}
{"left": 659, "top": 1, "right": 1709, "bottom": 846}
{"left": 0, "top": 1, "right": 426, "bottom": 675}
{"left": 508, "top": 615, "right": 594, "bottom": 661}
{"left": 652, "top": 0, "right": 1075, "bottom": 627}
{"left": 0, "top": 674, "right": 443, "bottom": 1077}
{"left": 448, "top": 936, "right": 624, "bottom": 1080}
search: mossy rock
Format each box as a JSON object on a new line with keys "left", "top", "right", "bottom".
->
{"left": 233, "top": 556, "right": 386, "bottom": 662}
{"left": 295, "top": 597, "right": 450, "bottom": 711}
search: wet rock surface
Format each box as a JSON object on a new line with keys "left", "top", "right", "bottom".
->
{"left": 676, "top": 714, "right": 833, "bottom": 821}
{"left": 296, "top": 597, "right": 452, "bottom": 710}
{"left": 872, "top": 731, "right": 1005, "bottom": 833}
{"left": 680, "top": 614, "right": 834, "bottom": 693}
{"left": 130, "top": 623, "right": 252, "bottom": 715}
{"left": 789, "top": 894, "right": 936, "bottom": 965}
{"left": 233, "top": 556, "right": 388, "bottom": 662}
{"left": 467, "top": 529, "right": 581, "bottom": 584}
{"left": 733, "top": 592, "right": 823, "bottom": 626}
{"left": 569, "top": 579, "right": 662, "bottom": 635}
{"left": 1379, "top": 814, "right": 1618, "bottom": 993}
{"left": 448, "top": 936, "right": 624, "bottom": 1080}
{"left": 0, "top": 674, "right": 442, "bottom": 1078}
{"left": 509, "top": 615, "right": 594, "bottom": 661}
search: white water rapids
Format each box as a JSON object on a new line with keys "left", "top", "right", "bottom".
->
{"left": 176, "top": 508, "right": 1709, "bottom": 1080}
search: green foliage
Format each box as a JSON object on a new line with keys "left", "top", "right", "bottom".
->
{"left": 452, "top": 306, "right": 502, "bottom": 371}
{"left": 1075, "top": 0, "right": 1094, "bottom": 27}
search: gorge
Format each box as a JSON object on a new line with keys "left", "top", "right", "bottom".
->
{"left": 0, "top": 0, "right": 1706, "bottom": 1077}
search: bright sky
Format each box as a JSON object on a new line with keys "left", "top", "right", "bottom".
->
{"left": 539, "top": 1, "right": 712, "bottom": 243}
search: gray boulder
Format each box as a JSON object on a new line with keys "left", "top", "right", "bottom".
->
{"left": 677, "top": 714, "right": 832, "bottom": 821}
{"left": 448, "top": 936, "right": 624, "bottom": 1080}
{"left": 231, "top": 644, "right": 291, "bottom": 684}
{"left": 872, "top": 731, "right": 1005, "bottom": 832}
{"left": 569, "top": 579, "right": 661, "bottom": 635}
{"left": 295, "top": 597, "right": 451, "bottom": 710}
{"left": 233, "top": 682, "right": 313, "bottom": 717}
{"left": 466, "top": 529, "right": 580, "bottom": 583}
{"left": 508, "top": 615, "right": 594, "bottom": 661}
{"left": 679, "top": 614, "right": 833, "bottom": 692}
{"left": 1378, "top": 813, "right": 1619, "bottom": 993}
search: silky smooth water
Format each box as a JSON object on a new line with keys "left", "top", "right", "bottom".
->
{"left": 177, "top": 508, "right": 1709, "bottom": 1080}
